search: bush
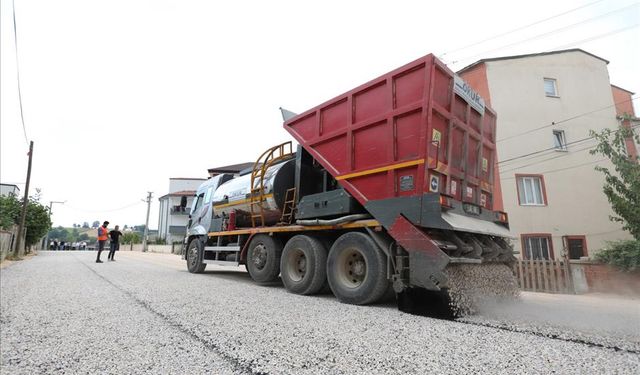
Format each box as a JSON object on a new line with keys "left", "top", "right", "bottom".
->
{"left": 595, "top": 240, "right": 640, "bottom": 272}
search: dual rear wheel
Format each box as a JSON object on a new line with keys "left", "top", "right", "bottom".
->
{"left": 245, "top": 232, "right": 389, "bottom": 305}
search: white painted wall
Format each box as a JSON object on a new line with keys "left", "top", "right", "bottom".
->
{"left": 157, "top": 178, "right": 206, "bottom": 243}
{"left": 484, "top": 51, "right": 630, "bottom": 259}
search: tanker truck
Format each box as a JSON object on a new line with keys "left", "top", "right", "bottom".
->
{"left": 183, "top": 53, "right": 518, "bottom": 316}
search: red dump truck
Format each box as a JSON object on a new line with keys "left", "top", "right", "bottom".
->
{"left": 183, "top": 54, "right": 517, "bottom": 316}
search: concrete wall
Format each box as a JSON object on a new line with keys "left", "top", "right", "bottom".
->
{"left": 474, "top": 51, "right": 631, "bottom": 258}
{"left": 122, "top": 243, "right": 176, "bottom": 254}
{"left": 0, "top": 229, "right": 13, "bottom": 262}
{"left": 570, "top": 261, "right": 640, "bottom": 296}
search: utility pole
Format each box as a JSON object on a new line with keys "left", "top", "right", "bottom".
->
{"left": 142, "top": 192, "right": 153, "bottom": 252}
{"left": 42, "top": 200, "right": 65, "bottom": 250}
{"left": 14, "top": 141, "right": 33, "bottom": 257}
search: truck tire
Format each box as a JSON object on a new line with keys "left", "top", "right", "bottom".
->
{"left": 280, "top": 235, "right": 327, "bottom": 295}
{"left": 246, "top": 234, "right": 283, "bottom": 284}
{"left": 186, "top": 238, "right": 206, "bottom": 273}
{"left": 327, "top": 232, "right": 389, "bottom": 305}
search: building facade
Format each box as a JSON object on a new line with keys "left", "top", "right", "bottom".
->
{"left": 0, "top": 183, "right": 20, "bottom": 197}
{"left": 157, "top": 178, "right": 206, "bottom": 244}
{"left": 459, "top": 49, "right": 636, "bottom": 260}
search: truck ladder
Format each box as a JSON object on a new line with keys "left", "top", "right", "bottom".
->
{"left": 250, "top": 141, "right": 294, "bottom": 227}
{"left": 278, "top": 188, "right": 297, "bottom": 225}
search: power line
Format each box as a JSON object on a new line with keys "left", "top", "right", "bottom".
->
{"left": 498, "top": 123, "right": 639, "bottom": 170}
{"left": 501, "top": 157, "right": 606, "bottom": 180}
{"left": 12, "top": 0, "right": 28, "bottom": 146}
{"left": 61, "top": 201, "right": 144, "bottom": 214}
{"left": 550, "top": 22, "right": 639, "bottom": 50}
{"left": 451, "top": 3, "right": 639, "bottom": 65}
{"left": 441, "top": 0, "right": 605, "bottom": 57}
{"left": 499, "top": 143, "right": 598, "bottom": 174}
{"left": 497, "top": 96, "right": 639, "bottom": 143}
{"left": 498, "top": 136, "right": 596, "bottom": 165}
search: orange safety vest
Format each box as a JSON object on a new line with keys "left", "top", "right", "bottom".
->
{"left": 98, "top": 226, "right": 108, "bottom": 241}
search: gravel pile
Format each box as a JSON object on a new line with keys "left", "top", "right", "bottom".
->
{"left": 445, "top": 263, "right": 520, "bottom": 316}
{"left": 2, "top": 251, "right": 639, "bottom": 374}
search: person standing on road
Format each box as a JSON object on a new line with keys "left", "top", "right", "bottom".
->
{"left": 108, "top": 225, "right": 123, "bottom": 261}
{"left": 96, "top": 221, "right": 109, "bottom": 263}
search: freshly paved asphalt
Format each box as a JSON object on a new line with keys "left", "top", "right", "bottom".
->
{"left": 1, "top": 251, "right": 638, "bottom": 374}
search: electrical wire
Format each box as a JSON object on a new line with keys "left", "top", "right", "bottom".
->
{"left": 498, "top": 136, "right": 596, "bottom": 165}
{"left": 61, "top": 201, "right": 144, "bottom": 214}
{"left": 500, "top": 122, "right": 640, "bottom": 168}
{"left": 497, "top": 122, "right": 639, "bottom": 171}
{"left": 497, "top": 96, "right": 639, "bottom": 143}
{"left": 498, "top": 143, "right": 602, "bottom": 174}
{"left": 550, "top": 22, "right": 640, "bottom": 50}
{"left": 11, "top": 0, "right": 28, "bottom": 146}
{"left": 441, "top": 0, "right": 605, "bottom": 57}
{"left": 451, "top": 3, "right": 639, "bottom": 65}
{"left": 501, "top": 158, "right": 607, "bottom": 180}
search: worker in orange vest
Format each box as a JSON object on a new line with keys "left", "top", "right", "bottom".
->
{"left": 96, "top": 221, "right": 109, "bottom": 263}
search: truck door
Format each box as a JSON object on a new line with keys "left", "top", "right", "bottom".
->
{"left": 188, "top": 192, "right": 205, "bottom": 234}
{"left": 189, "top": 186, "right": 215, "bottom": 235}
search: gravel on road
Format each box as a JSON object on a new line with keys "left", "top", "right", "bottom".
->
{"left": 2, "top": 251, "right": 639, "bottom": 374}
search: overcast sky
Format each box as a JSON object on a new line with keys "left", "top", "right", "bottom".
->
{"left": 1, "top": 0, "right": 638, "bottom": 229}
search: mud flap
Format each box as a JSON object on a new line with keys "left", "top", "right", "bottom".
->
{"left": 389, "top": 215, "right": 449, "bottom": 291}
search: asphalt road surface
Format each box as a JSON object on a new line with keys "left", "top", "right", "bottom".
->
{"left": 1, "top": 251, "right": 639, "bottom": 374}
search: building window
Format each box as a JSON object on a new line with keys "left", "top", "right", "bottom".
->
{"left": 564, "top": 235, "right": 588, "bottom": 260}
{"left": 544, "top": 78, "right": 558, "bottom": 97}
{"left": 522, "top": 234, "right": 553, "bottom": 260}
{"left": 516, "top": 174, "right": 547, "bottom": 206}
{"left": 553, "top": 130, "right": 567, "bottom": 151}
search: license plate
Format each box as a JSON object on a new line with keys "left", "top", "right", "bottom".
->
{"left": 463, "top": 203, "right": 480, "bottom": 215}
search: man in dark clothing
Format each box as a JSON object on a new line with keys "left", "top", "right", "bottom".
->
{"left": 96, "top": 221, "right": 109, "bottom": 263}
{"left": 108, "top": 225, "right": 123, "bottom": 261}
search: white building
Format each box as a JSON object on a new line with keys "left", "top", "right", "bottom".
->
{"left": 157, "top": 178, "right": 206, "bottom": 244}
{"left": 458, "top": 49, "right": 637, "bottom": 261}
{"left": 0, "top": 183, "right": 20, "bottom": 197}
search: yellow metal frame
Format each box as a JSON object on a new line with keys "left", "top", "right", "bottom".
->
{"left": 249, "top": 141, "right": 294, "bottom": 227}
{"left": 335, "top": 159, "right": 426, "bottom": 180}
{"left": 213, "top": 194, "right": 274, "bottom": 210}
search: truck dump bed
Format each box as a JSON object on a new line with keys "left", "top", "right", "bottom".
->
{"left": 284, "top": 54, "right": 497, "bottom": 214}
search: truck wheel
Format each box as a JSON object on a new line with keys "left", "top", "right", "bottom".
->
{"left": 186, "top": 238, "right": 206, "bottom": 273}
{"left": 246, "top": 234, "right": 283, "bottom": 284}
{"left": 327, "top": 232, "right": 388, "bottom": 305}
{"left": 281, "top": 235, "right": 327, "bottom": 295}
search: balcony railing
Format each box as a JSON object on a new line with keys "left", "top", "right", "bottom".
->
{"left": 171, "top": 206, "right": 190, "bottom": 215}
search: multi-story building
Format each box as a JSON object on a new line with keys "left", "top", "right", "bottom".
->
{"left": 157, "top": 178, "right": 206, "bottom": 243}
{"left": 458, "top": 49, "right": 636, "bottom": 261}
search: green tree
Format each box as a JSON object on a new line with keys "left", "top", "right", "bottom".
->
{"left": 123, "top": 232, "right": 141, "bottom": 244}
{"left": 82, "top": 222, "right": 90, "bottom": 228}
{"left": 590, "top": 124, "right": 640, "bottom": 239}
{"left": 0, "top": 193, "right": 21, "bottom": 229}
{"left": 24, "top": 197, "right": 52, "bottom": 246}
{"left": 595, "top": 240, "right": 640, "bottom": 272}
{"left": 48, "top": 226, "right": 69, "bottom": 242}
{"left": 92, "top": 221, "right": 100, "bottom": 228}
{"left": 78, "top": 233, "right": 90, "bottom": 241}
{"left": 0, "top": 194, "right": 52, "bottom": 247}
